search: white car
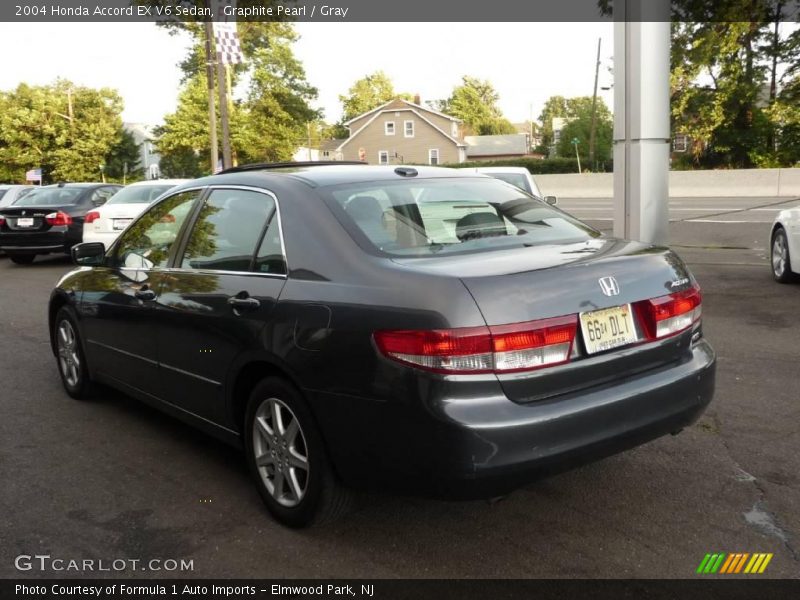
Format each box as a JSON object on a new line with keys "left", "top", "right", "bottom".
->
{"left": 0, "top": 184, "right": 35, "bottom": 208}
{"left": 473, "top": 166, "right": 557, "bottom": 205}
{"left": 770, "top": 205, "right": 800, "bottom": 283}
{"left": 83, "top": 179, "right": 187, "bottom": 248}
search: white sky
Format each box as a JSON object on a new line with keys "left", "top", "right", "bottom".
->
{"left": 0, "top": 22, "right": 614, "bottom": 126}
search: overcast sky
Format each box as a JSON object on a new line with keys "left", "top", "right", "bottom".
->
{"left": 0, "top": 22, "right": 614, "bottom": 126}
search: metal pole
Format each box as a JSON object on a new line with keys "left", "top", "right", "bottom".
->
{"left": 574, "top": 141, "right": 582, "bottom": 173}
{"left": 589, "top": 37, "right": 602, "bottom": 170}
{"left": 204, "top": 21, "right": 219, "bottom": 173}
{"left": 217, "top": 60, "right": 233, "bottom": 170}
{"left": 613, "top": 0, "right": 670, "bottom": 244}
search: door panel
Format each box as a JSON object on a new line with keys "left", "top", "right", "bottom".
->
{"left": 155, "top": 188, "right": 286, "bottom": 424}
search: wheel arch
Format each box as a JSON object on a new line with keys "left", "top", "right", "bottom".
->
{"left": 48, "top": 292, "right": 72, "bottom": 356}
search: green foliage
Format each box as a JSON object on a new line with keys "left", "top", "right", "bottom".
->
{"left": 445, "top": 157, "right": 611, "bottom": 174}
{"left": 339, "top": 71, "right": 409, "bottom": 124}
{"left": 0, "top": 80, "right": 124, "bottom": 184}
{"left": 437, "top": 76, "right": 516, "bottom": 135}
{"left": 104, "top": 129, "right": 143, "bottom": 182}
{"left": 537, "top": 96, "right": 612, "bottom": 166}
{"left": 154, "top": 22, "right": 319, "bottom": 171}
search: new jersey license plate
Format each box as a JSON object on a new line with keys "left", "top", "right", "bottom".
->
{"left": 113, "top": 218, "right": 132, "bottom": 231}
{"left": 579, "top": 304, "right": 637, "bottom": 354}
{"left": 16, "top": 217, "right": 34, "bottom": 227}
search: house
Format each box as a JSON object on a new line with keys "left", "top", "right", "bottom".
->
{"left": 464, "top": 134, "right": 530, "bottom": 161}
{"left": 319, "top": 139, "right": 344, "bottom": 161}
{"left": 329, "top": 97, "right": 468, "bottom": 165}
{"left": 293, "top": 146, "right": 320, "bottom": 161}
{"left": 123, "top": 122, "right": 161, "bottom": 179}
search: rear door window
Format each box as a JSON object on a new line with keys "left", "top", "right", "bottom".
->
{"left": 179, "top": 189, "right": 276, "bottom": 272}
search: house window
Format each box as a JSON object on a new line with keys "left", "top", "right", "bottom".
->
{"left": 404, "top": 120, "right": 414, "bottom": 138}
{"left": 385, "top": 121, "right": 395, "bottom": 136}
{"left": 322, "top": 150, "right": 330, "bottom": 158}
{"left": 673, "top": 133, "right": 688, "bottom": 153}
{"left": 429, "top": 149, "right": 440, "bottom": 166}
{"left": 378, "top": 150, "right": 389, "bottom": 165}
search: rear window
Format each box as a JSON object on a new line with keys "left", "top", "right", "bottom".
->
{"left": 488, "top": 173, "right": 531, "bottom": 194}
{"left": 326, "top": 178, "right": 599, "bottom": 258}
{"left": 0, "top": 190, "right": 6, "bottom": 202}
{"left": 107, "top": 185, "right": 176, "bottom": 205}
{"left": 14, "top": 187, "right": 82, "bottom": 206}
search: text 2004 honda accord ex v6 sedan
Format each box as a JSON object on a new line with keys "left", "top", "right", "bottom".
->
{"left": 48, "top": 164, "right": 716, "bottom": 527}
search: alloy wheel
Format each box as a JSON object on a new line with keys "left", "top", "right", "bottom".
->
{"left": 252, "top": 397, "right": 310, "bottom": 507}
{"left": 56, "top": 319, "right": 81, "bottom": 388}
{"left": 772, "top": 233, "right": 787, "bottom": 277}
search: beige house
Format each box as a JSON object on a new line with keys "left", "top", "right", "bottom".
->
{"left": 328, "top": 98, "right": 467, "bottom": 166}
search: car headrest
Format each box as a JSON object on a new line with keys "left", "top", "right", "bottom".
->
{"left": 345, "top": 195, "right": 384, "bottom": 222}
{"left": 455, "top": 211, "right": 506, "bottom": 241}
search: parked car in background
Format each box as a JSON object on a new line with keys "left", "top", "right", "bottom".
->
{"left": 0, "top": 182, "right": 121, "bottom": 264}
{"left": 50, "top": 164, "right": 715, "bottom": 527}
{"left": 770, "top": 204, "right": 800, "bottom": 283}
{"left": 0, "top": 184, "right": 35, "bottom": 208}
{"left": 83, "top": 179, "right": 188, "bottom": 248}
{"left": 474, "top": 166, "right": 557, "bottom": 204}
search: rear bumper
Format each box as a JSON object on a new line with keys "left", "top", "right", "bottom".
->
{"left": 312, "top": 338, "right": 716, "bottom": 498}
{"left": 0, "top": 228, "right": 78, "bottom": 254}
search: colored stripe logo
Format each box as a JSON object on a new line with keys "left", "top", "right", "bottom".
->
{"left": 696, "top": 552, "right": 773, "bottom": 574}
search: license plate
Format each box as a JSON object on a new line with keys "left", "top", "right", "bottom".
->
{"left": 113, "top": 218, "right": 132, "bottom": 231}
{"left": 579, "top": 304, "right": 637, "bottom": 354}
{"left": 16, "top": 217, "right": 34, "bottom": 227}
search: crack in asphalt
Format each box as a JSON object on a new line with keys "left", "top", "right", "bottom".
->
{"left": 711, "top": 412, "right": 800, "bottom": 563}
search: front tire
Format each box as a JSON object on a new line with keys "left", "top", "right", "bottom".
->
{"left": 9, "top": 254, "right": 35, "bottom": 264}
{"left": 771, "top": 227, "right": 796, "bottom": 283}
{"left": 54, "top": 307, "right": 94, "bottom": 399}
{"left": 244, "top": 377, "right": 351, "bottom": 527}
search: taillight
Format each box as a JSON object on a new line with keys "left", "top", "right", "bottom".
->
{"left": 0, "top": 216, "right": 5, "bottom": 227}
{"left": 374, "top": 315, "right": 578, "bottom": 374}
{"left": 85, "top": 210, "right": 100, "bottom": 224}
{"left": 636, "top": 283, "right": 702, "bottom": 339}
{"left": 45, "top": 211, "right": 73, "bottom": 226}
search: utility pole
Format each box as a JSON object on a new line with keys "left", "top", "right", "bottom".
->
{"left": 204, "top": 20, "right": 219, "bottom": 173}
{"left": 588, "top": 37, "right": 602, "bottom": 171}
{"left": 216, "top": 61, "right": 233, "bottom": 170}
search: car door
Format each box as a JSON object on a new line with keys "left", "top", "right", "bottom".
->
{"left": 154, "top": 187, "right": 287, "bottom": 424}
{"left": 78, "top": 189, "right": 203, "bottom": 399}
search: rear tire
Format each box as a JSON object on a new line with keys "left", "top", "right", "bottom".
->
{"left": 10, "top": 254, "right": 35, "bottom": 265}
{"left": 53, "top": 307, "right": 95, "bottom": 399}
{"left": 771, "top": 227, "right": 796, "bottom": 283}
{"left": 244, "top": 377, "right": 352, "bottom": 527}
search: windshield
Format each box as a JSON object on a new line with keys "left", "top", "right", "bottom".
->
{"left": 107, "top": 184, "right": 176, "bottom": 205}
{"left": 0, "top": 190, "right": 6, "bottom": 202}
{"left": 488, "top": 173, "right": 532, "bottom": 194}
{"left": 15, "top": 187, "right": 82, "bottom": 206}
{"left": 326, "top": 178, "right": 599, "bottom": 258}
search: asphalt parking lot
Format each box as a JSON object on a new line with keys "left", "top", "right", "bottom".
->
{"left": 1, "top": 196, "right": 798, "bottom": 579}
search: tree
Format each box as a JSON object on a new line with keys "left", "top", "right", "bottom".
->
{"left": 438, "top": 76, "right": 516, "bottom": 135}
{"left": 0, "top": 80, "right": 124, "bottom": 183}
{"left": 537, "top": 96, "right": 569, "bottom": 154}
{"left": 154, "top": 23, "right": 320, "bottom": 171}
{"left": 537, "top": 96, "right": 612, "bottom": 166}
{"left": 104, "top": 129, "right": 143, "bottom": 182}
{"left": 339, "top": 71, "right": 410, "bottom": 124}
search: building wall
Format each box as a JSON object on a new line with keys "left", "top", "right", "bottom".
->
{"left": 340, "top": 113, "right": 462, "bottom": 165}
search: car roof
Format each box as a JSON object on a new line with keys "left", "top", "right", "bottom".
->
{"left": 474, "top": 166, "right": 532, "bottom": 175}
{"left": 0, "top": 184, "right": 33, "bottom": 189}
{"left": 125, "top": 179, "right": 188, "bottom": 187}
{"left": 172, "top": 165, "right": 489, "bottom": 192}
{"left": 35, "top": 182, "right": 112, "bottom": 189}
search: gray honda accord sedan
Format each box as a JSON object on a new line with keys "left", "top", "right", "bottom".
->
{"left": 49, "top": 163, "right": 716, "bottom": 527}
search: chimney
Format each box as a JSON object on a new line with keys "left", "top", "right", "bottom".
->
{"left": 414, "top": 93, "right": 421, "bottom": 105}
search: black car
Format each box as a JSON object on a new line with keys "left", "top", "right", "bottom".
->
{"left": 49, "top": 164, "right": 716, "bottom": 527}
{"left": 0, "top": 182, "right": 121, "bottom": 264}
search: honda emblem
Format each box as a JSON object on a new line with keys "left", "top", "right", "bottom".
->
{"left": 598, "top": 276, "right": 620, "bottom": 296}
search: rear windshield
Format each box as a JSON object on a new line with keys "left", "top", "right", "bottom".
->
{"left": 326, "top": 178, "right": 599, "bottom": 258}
{"left": 15, "top": 187, "right": 82, "bottom": 206}
{"left": 487, "top": 173, "right": 532, "bottom": 194}
{"left": 0, "top": 190, "right": 6, "bottom": 202}
{"left": 107, "top": 184, "right": 175, "bottom": 205}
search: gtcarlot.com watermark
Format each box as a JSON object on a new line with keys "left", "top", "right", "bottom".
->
{"left": 15, "top": 554, "right": 194, "bottom": 573}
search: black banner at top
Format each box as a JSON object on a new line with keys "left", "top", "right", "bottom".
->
{"left": 1, "top": 0, "right": 800, "bottom": 23}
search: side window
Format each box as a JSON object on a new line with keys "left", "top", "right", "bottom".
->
{"left": 254, "top": 217, "right": 287, "bottom": 275}
{"left": 112, "top": 190, "right": 200, "bottom": 269}
{"left": 90, "top": 187, "right": 117, "bottom": 206}
{"left": 180, "top": 189, "right": 275, "bottom": 272}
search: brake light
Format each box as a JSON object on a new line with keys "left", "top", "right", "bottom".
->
{"left": 374, "top": 315, "right": 577, "bottom": 374}
{"left": 85, "top": 210, "right": 100, "bottom": 224}
{"left": 0, "top": 216, "right": 5, "bottom": 227}
{"left": 636, "top": 283, "right": 702, "bottom": 339}
{"left": 45, "top": 211, "right": 73, "bottom": 226}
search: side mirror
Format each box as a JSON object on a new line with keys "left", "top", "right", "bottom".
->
{"left": 544, "top": 196, "right": 558, "bottom": 206}
{"left": 71, "top": 242, "right": 106, "bottom": 266}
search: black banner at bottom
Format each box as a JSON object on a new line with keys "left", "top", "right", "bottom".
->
{"left": 3, "top": 579, "right": 800, "bottom": 600}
